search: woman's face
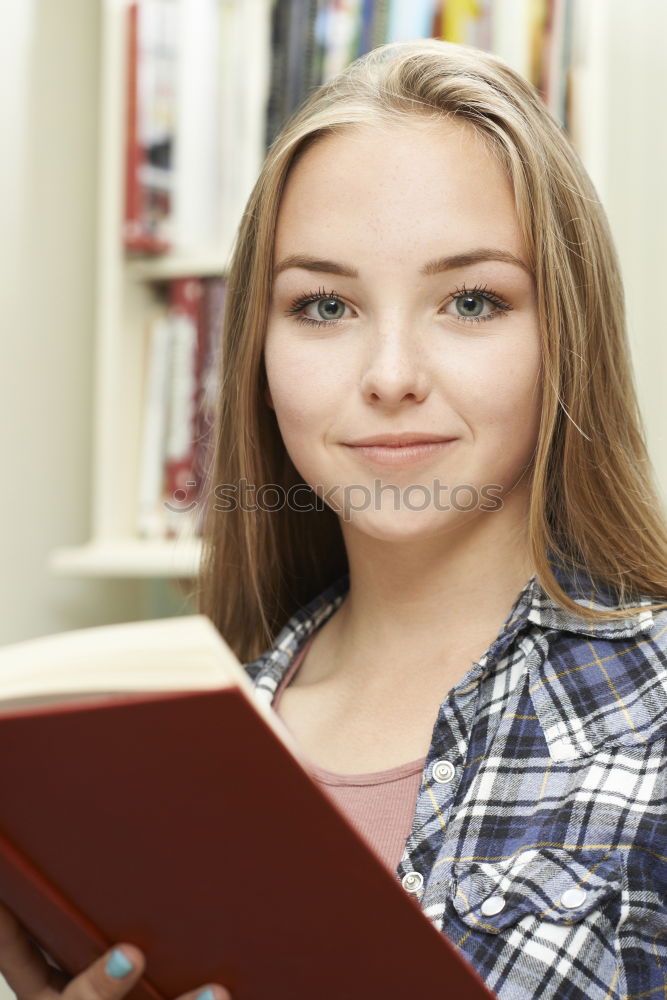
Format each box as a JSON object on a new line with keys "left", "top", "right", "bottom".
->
{"left": 264, "top": 119, "right": 542, "bottom": 544}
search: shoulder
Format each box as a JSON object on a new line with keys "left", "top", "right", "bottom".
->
{"left": 528, "top": 604, "right": 667, "bottom": 760}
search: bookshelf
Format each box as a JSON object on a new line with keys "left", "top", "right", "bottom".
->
{"left": 48, "top": 0, "right": 598, "bottom": 581}
{"left": 49, "top": 0, "right": 261, "bottom": 579}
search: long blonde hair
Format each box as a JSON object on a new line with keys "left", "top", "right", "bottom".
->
{"left": 196, "top": 38, "right": 667, "bottom": 662}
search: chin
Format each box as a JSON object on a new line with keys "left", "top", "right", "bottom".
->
{"left": 341, "top": 507, "right": 480, "bottom": 544}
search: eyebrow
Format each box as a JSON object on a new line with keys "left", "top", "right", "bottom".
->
{"left": 273, "top": 248, "right": 531, "bottom": 279}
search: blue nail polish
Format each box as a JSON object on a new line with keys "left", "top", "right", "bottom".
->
{"left": 106, "top": 949, "right": 134, "bottom": 979}
{"left": 196, "top": 989, "right": 216, "bottom": 1000}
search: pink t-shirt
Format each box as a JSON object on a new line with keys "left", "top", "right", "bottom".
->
{"left": 272, "top": 635, "right": 426, "bottom": 873}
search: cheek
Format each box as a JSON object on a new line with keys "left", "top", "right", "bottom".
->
{"left": 452, "top": 340, "right": 542, "bottom": 442}
{"left": 264, "top": 335, "right": 349, "bottom": 421}
{"left": 263, "top": 338, "right": 346, "bottom": 470}
{"left": 486, "top": 354, "right": 543, "bottom": 452}
{"left": 492, "top": 365, "right": 541, "bottom": 417}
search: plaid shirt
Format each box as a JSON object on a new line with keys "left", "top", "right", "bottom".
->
{"left": 244, "top": 563, "right": 667, "bottom": 1000}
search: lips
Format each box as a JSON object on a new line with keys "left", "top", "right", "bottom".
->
{"left": 344, "top": 432, "right": 456, "bottom": 447}
{"left": 342, "top": 434, "right": 457, "bottom": 468}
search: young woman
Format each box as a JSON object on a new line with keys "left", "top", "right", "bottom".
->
{"left": 2, "top": 37, "right": 666, "bottom": 1000}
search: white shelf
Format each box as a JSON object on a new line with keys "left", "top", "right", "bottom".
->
{"left": 126, "top": 248, "right": 233, "bottom": 282}
{"left": 49, "top": 538, "right": 202, "bottom": 578}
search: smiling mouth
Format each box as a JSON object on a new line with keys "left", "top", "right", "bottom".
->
{"left": 344, "top": 432, "right": 456, "bottom": 447}
{"left": 342, "top": 439, "right": 457, "bottom": 467}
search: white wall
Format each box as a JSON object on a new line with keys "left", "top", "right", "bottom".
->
{"left": 603, "top": 0, "right": 667, "bottom": 504}
{"left": 571, "top": 0, "right": 667, "bottom": 505}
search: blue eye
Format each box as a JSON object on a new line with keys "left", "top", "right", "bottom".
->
{"left": 285, "top": 288, "right": 350, "bottom": 328}
{"left": 314, "top": 298, "right": 346, "bottom": 321}
{"left": 445, "top": 285, "right": 512, "bottom": 324}
{"left": 455, "top": 294, "right": 485, "bottom": 318}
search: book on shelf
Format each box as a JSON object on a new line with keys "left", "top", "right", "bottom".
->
{"left": 386, "top": 0, "right": 443, "bottom": 48}
{"left": 163, "top": 278, "right": 205, "bottom": 538}
{"left": 218, "top": 0, "right": 273, "bottom": 252}
{"left": 122, "top": 0, "right": 575, "bottom": 259}
{"left": 136, "top": 310, "right": 172, "bottom": 538}
{"left": 540, "top": 0, "right": 573, "bottom": 129}
{"left": 124, "top": 0, "right": 224, "bottom": 256}
{"left": 124, "top": 0, "right": 178, "bottom": 254}
{"left": 170, "top": 0, "right": 222, "bottom": 254}
{"left": 124, "top": 0, "right": 271, "bottom": 259}
{"left": 0, "top": 616, "right": 496, "bottom": 1000}
{"left": 136, "top": 278, "right": 225, "bottom": 541}
{"left": 264, "top": 0, "right": 574, "bottom": 151}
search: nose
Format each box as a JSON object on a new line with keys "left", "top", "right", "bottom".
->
{"left": 359, "top": 324, "right": 431, "bottom": 407}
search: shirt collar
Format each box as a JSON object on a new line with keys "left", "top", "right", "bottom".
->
{"left": 524, "top": 559, "right": 655, "bottom": 639}
{"left": 245, "top": 575, "right": 349, "bottom": 702}
{"left": 524, "top": 561, "right": 663, "bottom": 760}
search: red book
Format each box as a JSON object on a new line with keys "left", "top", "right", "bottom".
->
{"left": 123, "top": 1, "right": 176, "bottom": 255}
{"left": 0, "top": 616, "right": 496, "bottom": 1000}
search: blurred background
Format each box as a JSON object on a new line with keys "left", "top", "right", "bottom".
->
{"left": 1, "top": 0, "right": 666, "bottom": 649}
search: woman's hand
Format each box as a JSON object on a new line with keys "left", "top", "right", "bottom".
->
{"left": 0, "top": 901, "right": 232, "bottom": 1000}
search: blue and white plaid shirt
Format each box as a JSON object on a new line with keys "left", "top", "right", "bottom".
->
{"left": 244, "top": 563, "right": 667, "bottom": 1000}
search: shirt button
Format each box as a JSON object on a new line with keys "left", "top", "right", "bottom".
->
{"left": 432, "top": 759, "right": 456, "bottom": 783}
{"left": 480, "top": 895, "right": 506, "bottom": 917}
{"left": 560, "top": 887, "right": 588, "bottom": 910}
{"left": 401, "top": 871, "right": 424, "bottom": 893}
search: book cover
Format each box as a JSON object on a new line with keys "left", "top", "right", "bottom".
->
{"left": 123, "top": 0, "right": 178, "bottom": 255}
{"left": 0, "top": 617, "right": 497, "bottom": 1000}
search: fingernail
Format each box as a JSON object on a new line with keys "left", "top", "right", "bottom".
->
{"left": 106, "top": 949, "right": 134, "bottom": 979}
{"left": 195, "top": 989, "right": 216, "bottom": 1000}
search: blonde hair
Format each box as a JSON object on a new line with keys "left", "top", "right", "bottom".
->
{"left": 197, "top": 38, "right": 667, "bottom": 662}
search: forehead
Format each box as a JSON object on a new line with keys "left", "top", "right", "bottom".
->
{"left": 273, "top": 119, "right": 524, "bottom": 264}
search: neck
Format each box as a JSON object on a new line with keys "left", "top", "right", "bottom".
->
{"left": 321, "top": 494, "right": 534, "bottom": 690}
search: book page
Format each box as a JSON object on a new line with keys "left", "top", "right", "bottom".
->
{"left": 0, "top": 615, "right": 234, "bottom": 703}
